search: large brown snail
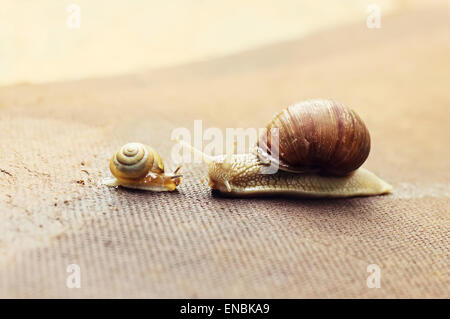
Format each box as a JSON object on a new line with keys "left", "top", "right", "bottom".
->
{"left": 177, "top": 99, "right": 392, "bottom": 198}
{"left": 102, "top": 142, "right": 182, "bottom": 191}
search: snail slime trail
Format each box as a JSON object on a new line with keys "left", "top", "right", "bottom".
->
{"left": 177, "top": 99, "right": 392, "bottom": 198}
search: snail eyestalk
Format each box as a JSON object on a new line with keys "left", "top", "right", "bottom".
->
{"left": 172, "top": 165, "right": 182, "bottom": 175}
{"left": 223, "top": 141, "right": 237, "bottom": 170}
{"left": 173, "top": 138, "right": 214, "bottom": 164}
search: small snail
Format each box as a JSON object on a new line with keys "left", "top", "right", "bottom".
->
{"left": 102, "top": 142, "right": 182, "bottom": 191}
{"left": 177, "top": 99, "right": 392, "bottom": 198}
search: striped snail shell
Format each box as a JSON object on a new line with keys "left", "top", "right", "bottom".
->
{"left": 110, "top": 142, "right": 164, "bottom": 180}
{"left": 257, "top": 99, "right": 371, "bottom": 176}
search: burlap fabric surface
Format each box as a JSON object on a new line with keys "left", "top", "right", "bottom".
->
{"left": 0, "top": 7, "right": 448, "bottom": 298}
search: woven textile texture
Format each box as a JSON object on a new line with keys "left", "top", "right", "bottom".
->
{"left": 0, "top": 7, "right": 448, "bottom": 298}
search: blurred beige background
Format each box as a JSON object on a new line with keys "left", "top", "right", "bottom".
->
{"left": 1, "top": 0, "right": 437, "bottom": 86}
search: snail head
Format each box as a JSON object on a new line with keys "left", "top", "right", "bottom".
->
{"left": 174, "top": 139, "right": 234, "bottom": 192}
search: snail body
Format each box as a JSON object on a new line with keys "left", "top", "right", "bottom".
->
{"left": 205, "top": 152, "right": 391, "bottom": 198}
{"left": 178, "top": 99, "right": 392, "bottom": 198}
{"left": 103, "top": 142, "right": 181, "bottom": 191}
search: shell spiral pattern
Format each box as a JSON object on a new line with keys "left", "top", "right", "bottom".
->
{"left": 110, "top": 142, "right": 164, "bottom": 180}
{"left": 258, "top": 99, "right": 371, "bottom": 176}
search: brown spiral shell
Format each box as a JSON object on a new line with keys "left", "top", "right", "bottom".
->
{"left": 257, "top": 99, "right": 371, "bottom": 176}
